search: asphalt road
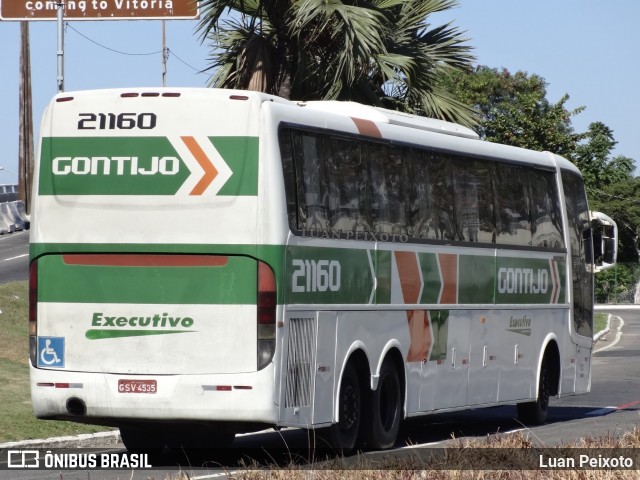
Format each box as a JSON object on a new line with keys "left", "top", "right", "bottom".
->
{"left": 0, "top": 230, "right": 29, "bottom": 283}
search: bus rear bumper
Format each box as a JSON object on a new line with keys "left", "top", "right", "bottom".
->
{"left": 30, "top": 364, "right": 278, "bottom": 426}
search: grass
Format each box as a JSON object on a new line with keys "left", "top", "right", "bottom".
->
{"left": 0, "top": 281, "right": 110, "bottom": 443}
{"left": 150, "top": 427, "right": 640, "bottom": 479}
{"left": 213, "top": 427, "right": 640, "bottom": 479}
{"left": 594, "top": 312, "right": 609, "bottom": 336}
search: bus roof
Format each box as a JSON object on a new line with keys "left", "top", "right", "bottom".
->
{"left": 296, "top": 101, "right": 480, "bottom": 140}
{"left": 47, "top": 87, "right": 582, "bottom": 177}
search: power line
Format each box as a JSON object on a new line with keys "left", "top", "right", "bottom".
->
{"left": 66, "top": 24, "right": 207, "bottom": 75}
{"left": 66, "top": 24, "right": 162, "bottom": 56}
{"left": 587, "top": 186, "right": 640, "bottom": 205}
{"left": 167, "top": 48, "right": 207, "bottom": 75}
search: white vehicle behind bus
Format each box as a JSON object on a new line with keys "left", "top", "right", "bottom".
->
{"left": 29, "top": 88, "right": 617, "bottom": 451}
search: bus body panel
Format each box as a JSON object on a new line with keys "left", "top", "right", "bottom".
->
{"left": 30, "top": 363, "right": 278, "bottom": 424}
{"left": 29, "top": 88, "right": 610, "bottom": 446}
{"left": 30, "top": 89, "right": 278, "bottom": 422}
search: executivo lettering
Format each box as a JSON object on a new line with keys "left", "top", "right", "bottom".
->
{"left": 507, "top": 315, "right": 532, "bottom": 336}
{"left": 86, "top": 312, "right": 195, "bottom": 340}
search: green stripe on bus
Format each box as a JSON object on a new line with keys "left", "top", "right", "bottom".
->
{"left": 375, "top": 250, "right": 392, "bottom": 304}
{"left": 38, "top": 137, "right": 190, "bottom": 196}
{"left": 419, "top": 253, "right": 441, "bottom": 304}
{"left": 211, "top": 137, "right": 259, "bottom": 196}
{"left": 38, "top": 136, "right": 259, "bottom": 196}
{"left": 458, "top": 256, "right": 496, "bottom": 304}
{"left": 37, "top": 255, "right": 257, "bottom": 305}
{"left": 285, "top": 246, "right": 374, "bottom": 304}
{"left": 85, "top": 329, "right": 193, "bottom": 340}
{"left": 32, "top": 243, "right": 566, "bottom": 306}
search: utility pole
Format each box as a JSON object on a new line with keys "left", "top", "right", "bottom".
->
{"left": 162, "top": 20, "right": 167, "bottom": 86}
{"left": 18, "top": 22, "right": 34, "bottom": 213}
{"left": 56, "top": 1, "right": 64, "bottom": 92}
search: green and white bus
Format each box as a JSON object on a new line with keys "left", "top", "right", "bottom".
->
{"left": 29, "top": 88, "right": 617, "bottom": 451}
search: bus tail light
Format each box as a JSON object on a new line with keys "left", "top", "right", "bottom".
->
{"left": 257, "top": 261, "right": 276, "bottom": 370}
{"left": 29, "top": 261, "right": 38, "bottom": 367}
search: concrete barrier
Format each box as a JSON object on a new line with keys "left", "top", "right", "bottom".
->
{"left": 9, "top": 200, "right": 30, "bottom": 229}
{"left": 0, "top": 203, "right": 16, "bottom": 234}
{"left": 0, "top": 202, "right": 25, "bottom": 231}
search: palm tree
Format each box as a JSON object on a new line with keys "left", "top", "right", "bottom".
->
{"left": 197, "top": 0, "right": 476, "bottom": 125}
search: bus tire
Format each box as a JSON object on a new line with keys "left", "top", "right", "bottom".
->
{"left": 366, "top": 357, "right": 402, "bottom": 450}
{"left": 320, "top": 362, "right": 362, "bottom": 452}
{"left": 517, "top": 356, "right": 551, "bottom": 425}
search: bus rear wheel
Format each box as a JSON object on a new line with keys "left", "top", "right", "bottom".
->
{"left": 366, "top": 358, "right": 401, "bottom": 450}
{"left": 517, "top": 357, "right": 551, "bottom": 425}
{"left": 319, "top": 362, "right": 362, "bottom": 452}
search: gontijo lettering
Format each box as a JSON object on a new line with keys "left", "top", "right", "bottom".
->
{"left": 52, "top": 156, "right": 180, "bottom": 175}
{"left": 498, "top": 267, "right": 549, "bottom": 294}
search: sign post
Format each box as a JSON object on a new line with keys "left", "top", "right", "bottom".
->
{"left": 0, "top": 1, "right": 199, "bottom": 20}
{"left": 56, "top": 1, "right": 64, "bottom": 91}
{"left": 1, "top": 1, "right": 199, "bottom": 91}
{"left": 2, "top": 0, "right": 199, "bottom": 194}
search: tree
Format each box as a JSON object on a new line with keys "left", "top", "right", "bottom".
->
{"left": 572, "top": 122, "right": 639, "bottom": 264}
{"left": 441, "top": 66, "right": 584, "bottom": 155}
{"left": 574, "top": 122, "right": 635, "bottom": 188}
{"left": 445, "top": 66, "right": 640, "bottom": 268}
{"left": 196, "top": 0, "right": 476, "bottom": 124}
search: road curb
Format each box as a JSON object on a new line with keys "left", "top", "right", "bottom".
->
{"left": 0, "top": 430, "right": 120, "bottom": 449}
{"left": 593, "top": 313, "right": 611, "bottom": 343}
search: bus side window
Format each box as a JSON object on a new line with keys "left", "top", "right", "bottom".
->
{"left": 495, "top": 165, "right": 532, "bottom": 246}
{"left": 292, "top": 132, "right": 330, "bottom": 231}
{"left": 278, "top": 129, "right": 299, "bottom": 230}
{"left": 369, "top": 144, "right": 409, "bottom": 235}
{"left": 428, "top": 153, "right": 455, "bottom": 241}
{"left": 529, "top": 170, "right": 564, "bottom": 249}
{"left": 562, "top": 171, "right": 593, "bottom": 338}
{"left": 451, "top": 158, "right": 497, "bottom": 243}
{"left": 326, "top": 137, "right": 370, "bottom": 233}
{"left": 383, "top": 149, "right": 409, "bottom": 235}
{"left": 407, "top": 149, "right": 436, "bottom": 240}
{"left": 368, "top": 143, "right": 390, "bottom": 233}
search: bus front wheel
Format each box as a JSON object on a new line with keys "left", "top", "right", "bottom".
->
{"left": 517, "top": 357, "right": 551, "bottom": 425}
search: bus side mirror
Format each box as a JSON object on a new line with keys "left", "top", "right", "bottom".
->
{"left": 590, "top": 211, "right": 617, "bottom": 273}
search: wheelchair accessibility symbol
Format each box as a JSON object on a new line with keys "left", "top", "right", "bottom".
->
{"left": 37, "top": 337, "right": 65, "bottom": 368}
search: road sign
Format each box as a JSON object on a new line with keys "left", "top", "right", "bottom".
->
{"left": 0, "top": 0, "right": 199, "bottom": 21}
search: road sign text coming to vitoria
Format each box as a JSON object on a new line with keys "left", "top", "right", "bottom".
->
{"left": 29, "top": 88, "right": 617, "bottom": 453}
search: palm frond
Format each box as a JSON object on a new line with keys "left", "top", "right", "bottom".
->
{"left": 196, "top": 0, "right": 267, "bottom": 40}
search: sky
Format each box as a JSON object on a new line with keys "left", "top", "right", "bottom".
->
{"left": 0, "top": 1, "right": 637, "bottom": 184}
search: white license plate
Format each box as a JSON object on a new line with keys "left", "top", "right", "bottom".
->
{"left": 118, "top": 379, "right": 157, "bottom": 394}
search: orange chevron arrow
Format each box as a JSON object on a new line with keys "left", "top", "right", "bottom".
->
{"left": 181, "top": 136, "right": 218, "bottom": 195}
